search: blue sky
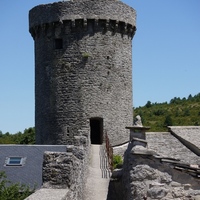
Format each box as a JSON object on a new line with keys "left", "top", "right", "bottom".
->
{"left": 0, "top": 0, "right": 199, "bottom": 134}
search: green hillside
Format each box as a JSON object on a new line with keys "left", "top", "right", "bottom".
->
{"left": 0, "top": 127, "right": 35, "bottom": 144}
{"left": 134, "top": 93, "right": 200, "bottom": 132}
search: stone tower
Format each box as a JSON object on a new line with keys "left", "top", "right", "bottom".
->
{"left": 29, "top": 0, "right": 136, "bottom": 146}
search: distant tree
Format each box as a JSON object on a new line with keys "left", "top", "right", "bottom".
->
{"left": 145, "top": 101, "right": 152, "bottom": 108}
{"left": 19, "top": 128, "right": 35, "bottom": 144}
{"left": 175, "top": 110, "right": 179, "bottom": 117}
{"left": 164, "top": 115, "right": 173, "bottom": 126}
{"left": 0, "top": 127, "right": 35, "bottom": 144}
{"left": 169, "top": 98, "right": 175, "bottom": 104}
{"left": 153, "top": 109, "right": 165, "bottom": 116}
{"left": 182, "top": 97, "right": 186, "bottom": 101}
{"left": 11, "top": 132, "right": 23, "bottom": 144}
{"left": 170, "top": 97, "right": 181, "bottom": 104}
{"left": 187, "top": 94, "right": 193, "bottom": 100}
{"left": 183, "top": 108, "right": 190, "bottom": 116}
{"left": 194, "top": 93, "right": 200, "bottom": 102}
{"left": 0, "top": 132, "right": 15, "bottom": 144}
{"left": 133, "top": 92, "right": 200, "bottom": 131}
{"left": 0, "top": 171, "right": 34, "bottom": 200}
{"left": 5, "top": 132, "right": 10, "bottom": 136}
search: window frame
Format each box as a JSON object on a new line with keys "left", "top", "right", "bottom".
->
{"left": 5, "top": 156, "right": 26, "bottom": 167}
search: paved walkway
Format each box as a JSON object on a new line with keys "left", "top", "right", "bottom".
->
{"left": 84, "top": 144, "right": 111, "bottom": 200}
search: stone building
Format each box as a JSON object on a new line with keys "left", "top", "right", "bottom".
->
{"left": 29, "top": 0, "right": 136, "bottom": 146}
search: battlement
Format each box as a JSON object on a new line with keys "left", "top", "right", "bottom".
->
{"left": 30, "top": 18, "right": 136, "bottom": 40}
{"left": 29, "top": 0, "right": 136, "bottom": 39}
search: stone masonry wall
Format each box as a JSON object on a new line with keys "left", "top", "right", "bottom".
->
{"left": 29, "top": 0, "right": 136, "bottom": 146}
{"left": 42, "top": 145, "right": 89, "bottom": 200}
{"left": 121, "top": 144, "right": 200, "bottom": 200}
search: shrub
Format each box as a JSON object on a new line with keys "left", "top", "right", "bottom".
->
{"left": 82, "top": 52, "right": 90, "bottom": 58}
{"left": 0, "top": 171, "right": 34, "bottom": 200}
{"left": 113, "top": 155, "right": 123, "bottom": 169}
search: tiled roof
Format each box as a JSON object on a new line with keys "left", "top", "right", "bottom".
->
{"left": 146, "top": 131, "right": 200, "bottom": 165}
{"left": 168, "top": 126, "right": 200, "bottom": 155}
{"left": 0, "top": 145, "right": 66, "bottom": 189}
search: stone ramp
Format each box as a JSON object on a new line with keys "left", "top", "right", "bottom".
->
{"left": 84, "top": 144, "right": 111, "bottom": 200}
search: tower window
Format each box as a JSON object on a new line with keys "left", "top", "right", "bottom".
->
{"left": 55, "top": 38, "right": 63, "bottom": 49}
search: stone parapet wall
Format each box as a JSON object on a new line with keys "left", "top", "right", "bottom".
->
{"left": 120, "top": 144, "right": 200, "bottom": 200}
{"left": 43, "top": 146, "right": 89, "bottom": 199}
{"left": 25, "top": 189, "right": 69, "bottom": 200}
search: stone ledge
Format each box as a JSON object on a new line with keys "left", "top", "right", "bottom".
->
{"left": 25, "top": 188, "right": 68, "bottom": 200}
{"left": 131, "top": 137, "right": 147, "bottom": 143}
{"left": 126, "top": 126, "right": 150, "bottom": 131}
{"left": 131, "top": 146, "right": 157, "bottom": 156}
{"left": 168, "top": 126, "right": 200, "bottom": 129}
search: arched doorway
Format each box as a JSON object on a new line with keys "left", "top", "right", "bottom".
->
{"left": 90, "top": 118, "right": 103, "bottom": 144}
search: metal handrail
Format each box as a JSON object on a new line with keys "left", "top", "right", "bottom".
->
{"left": 105, "top": 132, "right": 113, "bottom": 171}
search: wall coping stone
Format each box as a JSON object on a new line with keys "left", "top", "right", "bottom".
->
{"left": 126, "top": 126, "right": 150, "bottom": 131}
{"left": 25, "top": 188, "right": 68, "bottom": 200}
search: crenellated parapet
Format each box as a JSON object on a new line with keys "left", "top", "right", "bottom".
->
{"left": 29, "top": 19, "right": 136, "bottom": 40}
{"left": 29, "top": 0, "right": 136, "bottom": 40}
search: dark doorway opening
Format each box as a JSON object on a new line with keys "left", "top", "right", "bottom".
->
{"left": 90, "top": 118, "right": 103, "bottom": 144}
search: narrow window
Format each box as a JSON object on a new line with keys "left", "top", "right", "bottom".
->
{"left": 55, "top": 38, "right": 63, "bottom": 49}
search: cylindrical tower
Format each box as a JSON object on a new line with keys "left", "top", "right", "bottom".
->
{"left": 29, "top": 0, "right": 136, "bottom": 146}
